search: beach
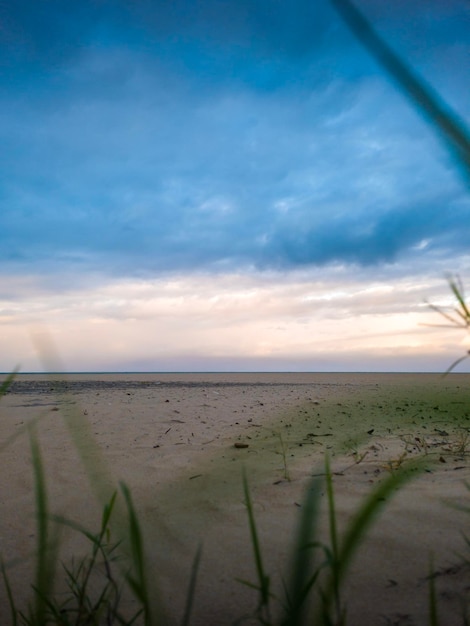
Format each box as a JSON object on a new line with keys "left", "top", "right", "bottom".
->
{"left": 1, "top": 372, "right": 470, "bottom": 625}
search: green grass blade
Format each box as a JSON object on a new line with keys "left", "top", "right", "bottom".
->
{"left": 330, "top": 0, "right": 470, "bottom": 185}
{"left": 319, "top": 460, "right": 422, "bottom": 623}
{"left": 282, "top": 475, "right": 322, "bottom": 626}
{"left": 1, "top": 559, "right": 18, "bottom": 626}
{"left": 444, "top": 353, "right": 470, "bottom": 376}
{"left": 0, "top": 414, "right": 48, "bottom": 455}
{"left": 180, "top": 543, "right": 202, "bottom": 626}
{"left": 325, "top": 455, "right": 341, "bottom": 621}
{"left": 242, "top": 469, "right": 271, "bottom": 612}
{"left": 101, "top": 490, "right": 118, "bottom": 534}
{"left": 52, "top": 514, "right": 104, "bottom": 546}
{"left": 28, "top": 425, "right": 58, "bottom": 625}
{"left": 429, "top": 557, "right": 440, "bottom": 626}
{"left": 120, "top": 483, "right": 147, "bottom": 602}
{"left": 55, "top": 494, "right": 119, "bottom": 620}
{"left": 32, "top": 339, "right": 116, "bottom": 507}
{"left": 0, "top": 368, "right": 19, "bottom": 399}
{"left": 325, "top": 457, "right": 338, "bottom": 565}
{"left": 449, "top": 277, "right": 470, "bottom": 324}
{"left": 120, "top": 481, "right": 164, "bottom": 626}
{"left": 338, "top": 464, "right": 420, "bottom": 581}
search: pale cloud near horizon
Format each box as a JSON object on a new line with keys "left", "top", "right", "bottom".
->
{"left": 2, "top": 268, "right": 469, "bottom": 372}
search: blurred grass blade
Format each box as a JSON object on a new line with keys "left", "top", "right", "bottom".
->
{"left": 325, "top": 455, "right": 342, "bottom": 621}
{"left": 1, "top": 559, "right": 18, "bottom": 626}
{"left": 336, "top": 464, "right": 418, "bottom": 581}
{"left": 55, "top": 491, "right": 119, "bottom": 618}
{"left": 120, "top": 481, "right": 164, "bottom": 626}
{"left": 242, "top": 469, "right": 271, "bottom": 616}
{"left": 429, "top": 557, "right": 440, "bottom": 626}
{"left": 318, "top": 460, "right": 422, "bottom": 622}
{"left": 32, "top": 333, "right": 116, "bottom": 507}
{"left": 283, "top": 474, "right": 322, "bottom": 626}
{"left": 330, "top": 0, "right": 470, "bottom": 186}
{"left": 0, "top": 414, "right": 45, "bottom": 455}
{"left": 427, "top": 277, "right": 470, "bottom": 330}
{"left": 444, "top": 353, "right": 470, "bottom": 376}
{"left": 181, "top": 543, "right": 202, "bottom": 626}
{"left": 449, "top": 277, "right": 470, "bottom": 324}
{"left": 0, "top": 368, "right": 19, "bottom": 399}
{"left": 120, "top": 483, "right": 148, "bottom": 603}
{"left": 427, "top": 303, "right": 464, "bottom": 329}
{"left": 29, "top": 425, "right": 48, "bottom": 623}
{"left": 428, "top": 277, "right": 470, "bottom": 374}
{"left": 28, "top": 424, "right": 59, "bottom": 626}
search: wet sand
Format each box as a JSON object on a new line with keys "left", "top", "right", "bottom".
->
{"left": 1, "top": 372, "right": 470, "bottom": 625}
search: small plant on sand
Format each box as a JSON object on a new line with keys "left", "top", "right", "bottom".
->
{"left": 1, "top": 430, "right": 141, "bottom": 626}
{"left": 450, "top": 429, "right": 470, "bottom": 457}
{"left": 400, "top": 434, "right": 430, "bottom": 456}
{"left": 383, "top": 451, "right": 408, "bottom": 474}
{"left": 344, "top": 439, "right": 368, "bottom": 465}
{"left": 240, "top": 456, "right": 420, "bottom": 625}
{"left": 54, "top": 501, "right": 123, "bottom": 625}
{"left": 274, "top": 431, "right": 291, "bottom": 482}
{"left": 0, "top": 374, "right": 202, "bottom": 626}
{"left": 32, "top": 491, "right": 126, "bottom": 626}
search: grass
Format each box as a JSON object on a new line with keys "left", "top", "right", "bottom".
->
{"left": 238, "top": 469, "right": 273, "bottom": 624}
{"left": 27, "top": 424, "right": 59, "bottom": 626}
{"left": 39, "top": 492, "right": 125, "bottom": 625}
{"left": 237, "top": 454, "right": 423, "bottom": 626}
{"left": 56, "top": 494, "right": 122, "bottom": 624}
{"left": 453, "top": 430, "right": 470, "bottom": 456}
{"left": 343, "top": 439, "right": 368, "bottom": 465}
{"left": 274, "top": 431, "right": 291, "bottom": 482}
{"left": 330, "top": 0, "right": 470, "bottom": 186}
{"left": 2, "top": 427, "right": 139, "bottom": 626}
{"left": 427, "top": 275, "right": 470, "bottom": 374}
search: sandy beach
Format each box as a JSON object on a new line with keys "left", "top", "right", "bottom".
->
{"left": 1, "top": 372, "right": 470, "bottom": 625}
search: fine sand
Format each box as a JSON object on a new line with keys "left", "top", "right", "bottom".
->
{"left": 1, "top": 372, "right": 470, "bottom": 625}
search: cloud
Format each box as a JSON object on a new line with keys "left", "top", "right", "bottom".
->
{"left": 1, "top": 267, "right": 468, "bottom": 372}
{"left": 0, "top": 1, "right": 468, "bottom": 298}
{"left": 1, "top": 58, "right": 468, "bottom": 278}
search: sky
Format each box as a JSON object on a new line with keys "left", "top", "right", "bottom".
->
{"left": 1, "top": 0, "right": 469, "bottom": 372}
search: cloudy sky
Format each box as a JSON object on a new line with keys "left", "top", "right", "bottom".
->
{"left": 1, "top": 0, "right": 469, "bottom": 372}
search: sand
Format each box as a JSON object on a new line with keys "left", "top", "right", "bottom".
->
{"left": 1, "top": 372, "right": 470, "bottom": 625}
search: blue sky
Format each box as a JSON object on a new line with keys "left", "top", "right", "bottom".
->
{"left": 1, "top": 0, "right": 469, "bottom": 372}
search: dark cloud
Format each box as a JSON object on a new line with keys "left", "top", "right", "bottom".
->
{"left": 0, "top": 0, "right": 468, "bottom": 278}
{"left": 1, "top": 0, "right": 329, "bottom": 79}
{"left": 267, "top": 195, "right": 470, "bottom": 268}
{"left": 4, "top": 0, "right": 467, "bottom": 90}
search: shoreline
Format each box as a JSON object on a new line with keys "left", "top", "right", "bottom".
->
{"left": 4, "top": 370, "right": 469, "bottom": 391}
